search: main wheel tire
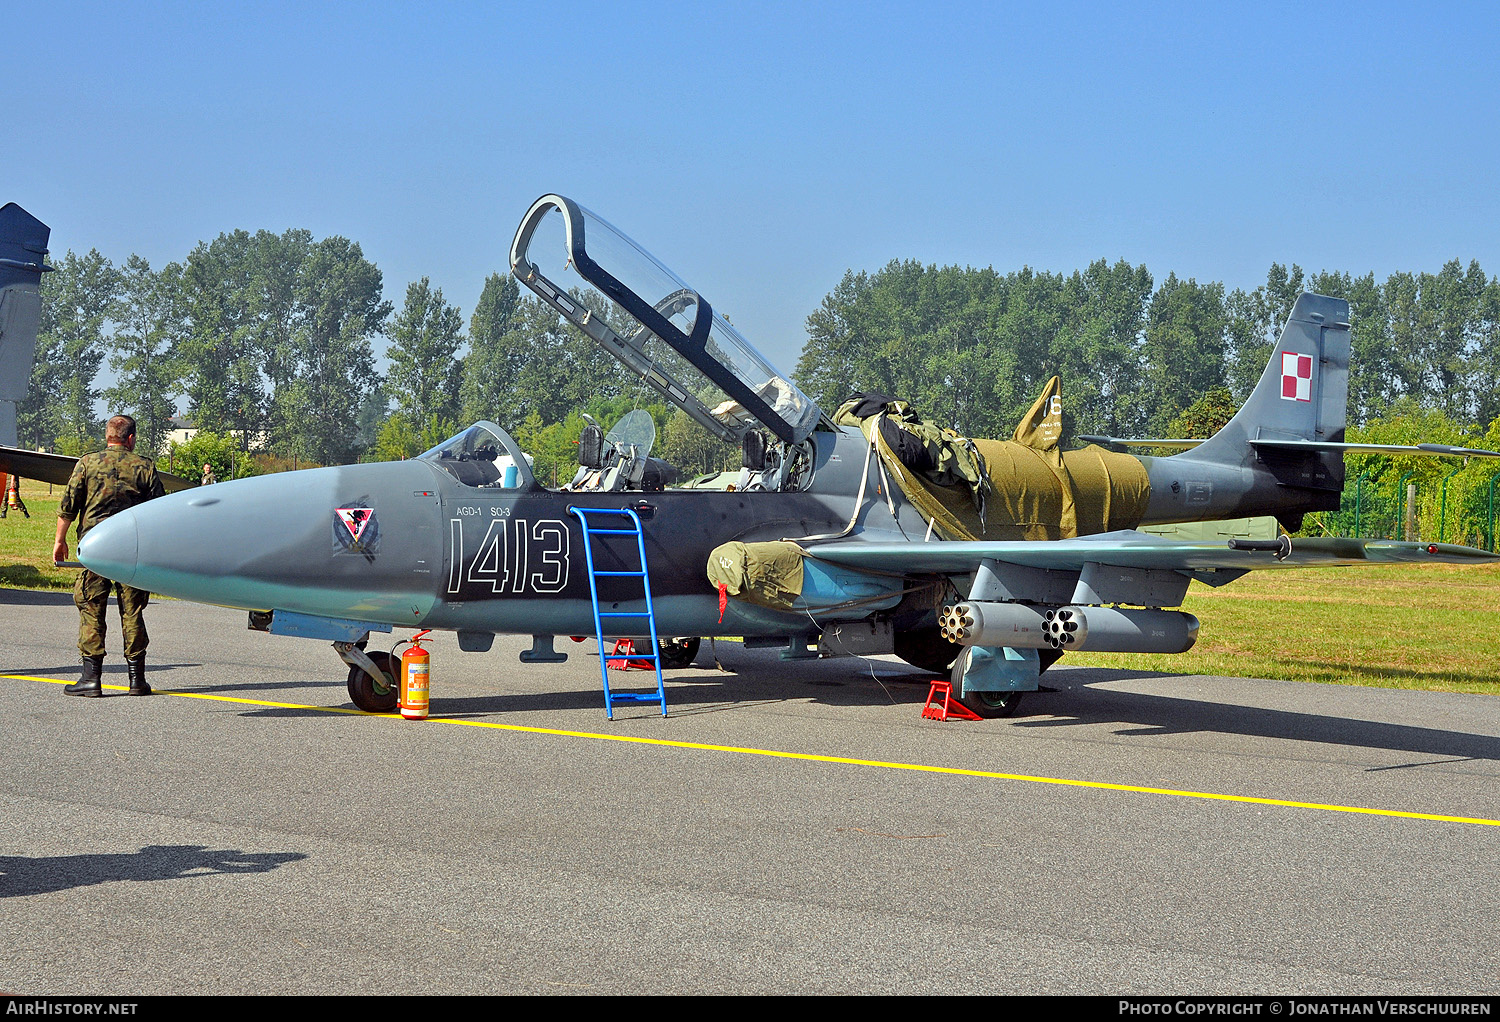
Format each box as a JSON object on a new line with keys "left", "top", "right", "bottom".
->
{"left": 957, "top": 687, "right": 1025, "bottom": 718}
{"left": 658, "top": 636, "right": 701, "bottom": 669}
{"left": 894, "top": 627, "right": 963, "bottom": 675}
{"left": 347, "top": 650, "right": 398, "bottom": 713}
{"left": 948, "top": 647, "right": 1026, "bottom": 719}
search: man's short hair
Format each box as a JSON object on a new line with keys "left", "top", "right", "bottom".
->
{"left": 105, "top": 415, "right": 137, "bottom": 444}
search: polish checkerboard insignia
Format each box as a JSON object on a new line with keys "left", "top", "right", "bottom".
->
{"left": 1280, "top": 352, "right": 1313, "bottom": 402}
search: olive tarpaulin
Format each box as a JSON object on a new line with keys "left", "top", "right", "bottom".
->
{"left": 706, "top": 539, "right": 807, "bottom": 612}
{"left": 832, "top": 379, "right": 1151, "bottom": 542}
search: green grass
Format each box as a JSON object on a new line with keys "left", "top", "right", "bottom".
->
{"left": 1065, "top": 562, "right": 1500, "bottom": 694}
{"left": 6, "top": 495, "right": 1498, "bottom": 693}
{"left": 0, "top": 493, "right": 74, "bottom": 590}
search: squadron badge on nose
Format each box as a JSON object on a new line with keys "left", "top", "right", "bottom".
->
{"left": 334, "top": 504, "right": 380, "bottom": 559}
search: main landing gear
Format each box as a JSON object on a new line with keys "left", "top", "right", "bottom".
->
{"left": 945, "top": 646, "right": 1063, "bottom": 719}
{"left": 658, "top": 636, "right": 701, "bottom": 669}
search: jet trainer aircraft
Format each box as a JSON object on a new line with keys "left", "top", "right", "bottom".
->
{"left": 54, "top": 194, "right": 1500, "bottom": 717}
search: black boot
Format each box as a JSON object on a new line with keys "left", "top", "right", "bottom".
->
{"left": 126, "top": 656, "right": 151, "bottom": 696}
{"left": 65, "top": 656, "right": 104, "bottom": 697}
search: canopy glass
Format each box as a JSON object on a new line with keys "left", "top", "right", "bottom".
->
{"left": 509, "top": 194, "right": 823, "bottom": 445}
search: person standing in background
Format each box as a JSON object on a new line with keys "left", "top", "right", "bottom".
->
{"left": 1, "top": 473, "right": 28, "bottom": 518}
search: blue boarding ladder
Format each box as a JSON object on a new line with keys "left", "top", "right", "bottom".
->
{"left": 567, "top": 505, "right": 667, "bottom": 719}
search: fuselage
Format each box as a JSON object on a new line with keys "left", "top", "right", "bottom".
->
{"left": 78, "top": 427, "right": 907, "bottom": 641}
{"left": 77, "top": 197, "right": 1355, "bottom": 651}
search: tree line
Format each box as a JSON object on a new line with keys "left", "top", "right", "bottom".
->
{"left": 795, "top": 258, "right": 1500, "bottom": 441}
{"left": 19, "top": 230, "right": 726, "bottom": 481}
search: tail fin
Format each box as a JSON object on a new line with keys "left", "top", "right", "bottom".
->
{"left": 1131, "top": 293, "right": 1496, "bottom": 530}
{"left": 1190, "top": 292, "right": 1351, "bottom": 496}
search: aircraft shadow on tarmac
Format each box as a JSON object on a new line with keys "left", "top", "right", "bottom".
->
{"left": 233, "top": 672, "right": 924, "bottom": 720}
{"left": 154, "top": 677, "right": 345, "bottom": 694}
{"left": 235, "top": 643, "right": 942, "bottom": 720}
{"left": 221, "top": 648, "right": 1500, "bottom": 764}
{"left": 1020, "top": 667, "right": 1500, "bottom": 764}
{"left": 0, "top": 589, "right": 74, "bottom": 607}
{"left": 0, "top": 845, "right": 307, "bottom": 898}
{"left": 17, "top": 663, "right": 346, "bottom": 694}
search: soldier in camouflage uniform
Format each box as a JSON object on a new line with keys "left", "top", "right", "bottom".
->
{"left": 53, "top": 414, "right": 166, "bottom": 697}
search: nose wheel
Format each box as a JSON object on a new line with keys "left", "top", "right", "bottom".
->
{"left": 342, "top": 647, "right": 398, "bottom": 713}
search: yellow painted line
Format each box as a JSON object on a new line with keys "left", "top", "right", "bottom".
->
{"left": 9, "top": 672, "right": 1499, "bottom": 828}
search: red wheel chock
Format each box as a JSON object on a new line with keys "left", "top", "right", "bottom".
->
{"left": 606, "top": 638, "right": 654, "bottom": 671}
{"left": 922, "top": 679, "right": 983, "bottom": 721}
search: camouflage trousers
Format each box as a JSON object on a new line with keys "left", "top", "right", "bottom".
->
{"left": 74, "top": 569, "right": 151, "bottom": 660}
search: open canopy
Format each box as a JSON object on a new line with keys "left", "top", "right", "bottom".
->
{"left": 508, "top": 194, "right": 824, "bottom": 446}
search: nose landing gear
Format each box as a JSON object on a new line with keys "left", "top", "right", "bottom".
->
{"left": 336, "top": 640, "right": 398, "bottom": 713}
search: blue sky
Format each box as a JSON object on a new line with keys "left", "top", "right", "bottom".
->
{"left": 9, "top": 2, "right": 1500, "bottom": 375}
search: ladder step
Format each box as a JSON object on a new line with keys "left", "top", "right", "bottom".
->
{"left": 568, "top": 503, "right": 666, "bottom": 719}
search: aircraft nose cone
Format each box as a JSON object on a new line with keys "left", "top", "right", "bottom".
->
{"left": 77, "top": 511, "right": 139, "bottom": 586}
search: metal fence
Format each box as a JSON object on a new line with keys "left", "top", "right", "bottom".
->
{"left": 1307, "top": 466, "right": 1500, "bottom": 549}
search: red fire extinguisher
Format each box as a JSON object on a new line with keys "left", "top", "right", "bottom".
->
{"left": 398, "top": 630, "right": 432, "bottom": 720}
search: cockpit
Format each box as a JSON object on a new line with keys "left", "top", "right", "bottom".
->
{"left": 419, "top": 421, "right": 539, "bottom": 490}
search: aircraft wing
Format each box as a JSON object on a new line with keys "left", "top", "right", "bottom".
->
{"left": 0, "top": 444, "right": 197, "bottom": 493}
{"left": 802, "top": 529, "right": 1500, "bottom": 577}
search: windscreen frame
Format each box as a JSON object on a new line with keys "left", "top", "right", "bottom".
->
{"left": 509, "top": 194, "right": 818, "bottom": 445}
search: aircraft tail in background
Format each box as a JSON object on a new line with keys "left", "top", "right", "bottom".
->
{"left": 0, "top": 203, "right": 52, "bottom": 449}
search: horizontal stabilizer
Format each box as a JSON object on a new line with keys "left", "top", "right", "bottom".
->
{"left": 1078, "top": 435, "right": 1500, "bottom": 459}
{"left": 1249, "top": 439, "right": 1500, "bottom": 459}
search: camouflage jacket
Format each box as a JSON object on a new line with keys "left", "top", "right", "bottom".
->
{"left": 58, "top": 446, "right": 165, "bottom": 539}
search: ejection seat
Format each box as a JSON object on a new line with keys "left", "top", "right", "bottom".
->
{"left": 566, "top": 423, "right": 609, "bottom": 490}
{"left": 565, "top": 421, "right": 681, "bottom": 492}
{"left": 433, "top": 444, "right": 503, "bottom": 487}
